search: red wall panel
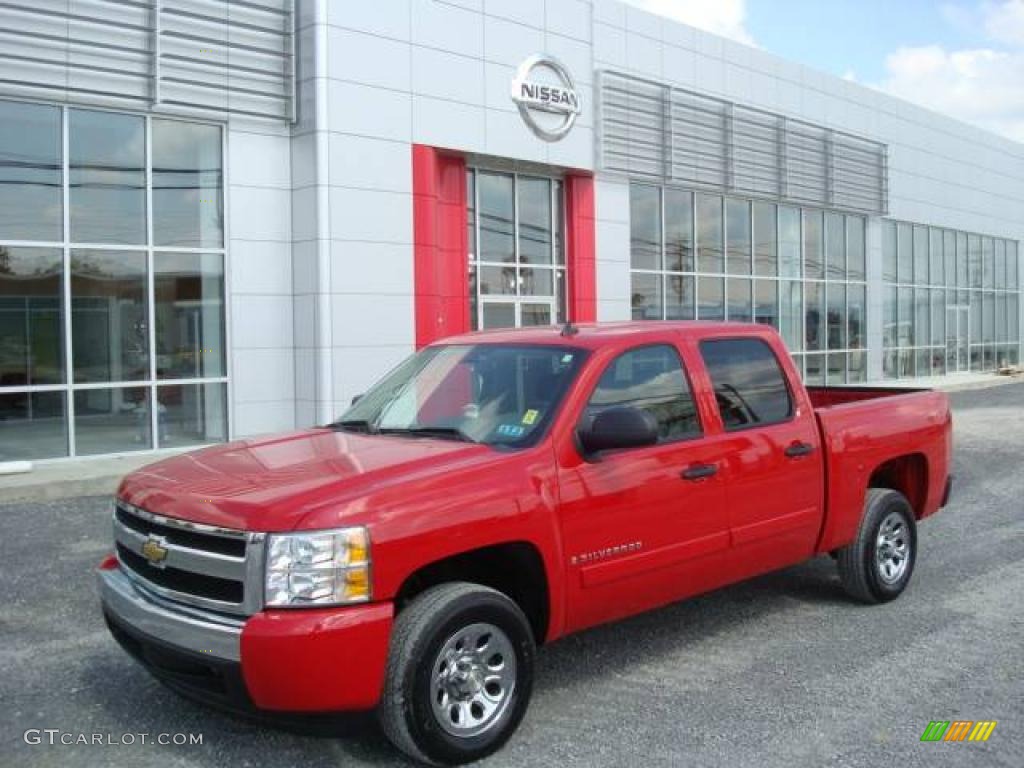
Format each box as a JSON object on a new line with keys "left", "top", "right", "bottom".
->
{"left": 565, "top": 174, "right": 597, "bottom": 323}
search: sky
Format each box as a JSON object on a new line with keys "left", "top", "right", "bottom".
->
{"left": 621, "top": 0, "right": 1024, "bottom": 143}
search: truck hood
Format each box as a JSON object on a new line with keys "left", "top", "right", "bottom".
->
{"left": 117, "top": 428, "right": 492, "bottom": 531}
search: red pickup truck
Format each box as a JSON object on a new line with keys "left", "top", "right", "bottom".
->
{"left": 98, "top": 322, "right": 952, "bottom": 765}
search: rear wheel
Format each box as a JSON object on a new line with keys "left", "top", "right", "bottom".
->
{"left": 378, "top": 583, "right": 535, "bottom": 765}
{"left": 837, "top": 488, "right": 917, "bottom": 603}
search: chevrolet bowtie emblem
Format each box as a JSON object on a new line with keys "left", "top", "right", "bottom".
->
{"left": 141, "top": 536, "right": 168, "bottom": 566}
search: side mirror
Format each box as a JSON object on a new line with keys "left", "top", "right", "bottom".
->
{"left": 578, "top": 406, "right": 659, "bottom": 456}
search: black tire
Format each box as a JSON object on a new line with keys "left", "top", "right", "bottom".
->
{"left": 837, "top": 488, "right": 917, "bottom": 604}
{"left": 378, "top": 582, "right": 536, "bottom": 765}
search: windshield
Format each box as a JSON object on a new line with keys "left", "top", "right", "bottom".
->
{"left": 334, "top": 344, "right": 587, "bottom": 447}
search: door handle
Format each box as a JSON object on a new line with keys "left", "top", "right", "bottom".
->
{"left": 681, "top": 463, "right": 718, "bottom": 481}
{"left": 784, "top": 441, "right": 815, "bottom": 458}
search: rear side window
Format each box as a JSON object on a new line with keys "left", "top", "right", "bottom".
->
{"left": 699, "top": 338, "right": 793, "bottom": 430}
{"left": 585, "top": 344, "right": 701, "bottom": 441}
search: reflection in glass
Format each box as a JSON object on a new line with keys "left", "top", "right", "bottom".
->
{"left": 157, "top": 382, "right": 227, "bottom": 448}
{"left": 71, "top": 250, "right": 148, "bottom": 383}
{"left": 74, "top": 387, "right": 151, "bottom": 455}
{"left": 727, "top": 278, "right": 752, "bottom": 321}
{"left": 698, "top": 276, "right": 724, "bottom": 321}
{"left": 825, "top": 212, "right": 845, "bottom": 279}
{"left": 480, "top": 265, "right": 516, "bottom": 295}
{"left": 780, "top": 281, "right": 802, "bottom": 351}
{"left": 517, "top": 177, "right": 551, "bottom": 265}
{"left": 666, "top": 275, "right": 695, "bottom": 320}
{"left": 899, "top": 287, "right": 914, "bottom": 346}
{"left": 805, "top": 281, "right": 823, "bottom": 351}
{"left": 882, "top": 221, "right": 897, "bottom": 282}
{"left": 0, "top": 101, "right": 62, "bottom": 241}
{"left": 848, "top": 284, "right": 866, "bottom": 349}
{"left": 697, "top": 194, "right": 723, "bottom": 273}
{"left": 754, "top": 279, "right": 777, "bottom": 327}
{"left": 883, "top": 286, "right": 897, "bottom": 348}
{"left": 848, "top": 351, "right": 866, "bottom": 382}
{"left": 154, "top": 252, "right": 225, "bottom": 380}
{"left": 70, "top": 110, "right": 145, "bottom": 244}
{"left": 995, "top": 240, "right": 1006, "bottom": 290}
{"left": 898, "top": 223, "right": 913, "bottom": 284}
{"left": 520, "top": 267, "right": 553, "bottom": 296}
{"left": 521, "top": 303, "right": 551, "bottom": 326}
{"left": 631, "top": 273, "right": 662, "bottom": 320}
{"left": 779, "top": 206, "right": 800, "bottom": 278}
{"left": 726, "top": 198, "right": 751, "bottom": 276}
{"left": 943, "top": 230, "right": 956, "bottom": 288}
{"left": 803, "top": 210, "right": 823, "bottom": 279}
{"left": 804, "top": 353, "right": 825, "bottom": 385}
{"left": 0, "top": 391, "right": 67, "bottom": 460}
{"left": 479, "top": 172, "right": 515, "bottom": 264}
{"left": 482, "top": 303, "right": 515, "bottom": 329}
{"left": 968, "top": 235, "right": 981, "bottom": 288}
{"left": 929, "top": 229, "right": 943, "bottom": 286}
{"left": 848, "top": 217, "right": 866, "bottom": 280}
{"left": 630, "top": 184, "right": 661, "bottom": 270}
{"left": 931, "top": 289, "right": 944, "bottom": 346}
{"left": 914, "top": 225, "right": 928, "bottom": 285}
{"left": 827, "top": 283, "right": 846, "bottom": 350}
{"left": 0, "top": 247, "right": 64, "bottom": 386}
{"left": 753, "top": 202, "right": 777, "bottom": 276}
{"left": 827, "top": 353, "right": 846, "bottom": 384}
{"left": 982, "top": 237, "right": 994, "bottom": 289}
{"left": 665, "top": 189, "right": 693, "bottom": 272}
{"left": 152, "top": 119, "right": 223, "bottom": 247}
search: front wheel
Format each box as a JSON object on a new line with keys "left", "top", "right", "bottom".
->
{"left": 378, "top": 583, "right": 535, "bottom": 765}
{"left": 836, "top": 488, "right": 917, "bottom": 603}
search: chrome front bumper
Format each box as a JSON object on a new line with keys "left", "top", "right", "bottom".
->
{"left": 98, "top": 566, "right": 243, "bottom": 662}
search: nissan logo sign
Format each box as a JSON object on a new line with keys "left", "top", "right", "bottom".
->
{"left": 510, "top": 54, "right": 581, "bottom": 142}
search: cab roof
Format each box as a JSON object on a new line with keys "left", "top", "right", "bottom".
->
{"left": 437, "top": 321, "right": 771, "bottom": 350}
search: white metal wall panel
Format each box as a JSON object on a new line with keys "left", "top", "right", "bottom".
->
{"left": 599, "top": 70, "right": 889, "bottom": 215}
{"left": 0, "top": 0, "right": 294, "bottom": 121}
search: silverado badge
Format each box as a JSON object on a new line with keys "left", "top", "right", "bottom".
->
{"left": 141, "top": 536, "right": 168, "bottom": 567}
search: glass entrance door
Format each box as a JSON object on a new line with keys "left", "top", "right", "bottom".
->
{"left": 468, "top": 169, "right": 567, "bottom": 330}
{"left": 945, "top": 306, "right": 969, "bottom": 372}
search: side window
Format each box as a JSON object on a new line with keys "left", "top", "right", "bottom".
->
{"left": 699, "top": 338, "right": 793, "bottom": 430}
{"left": 584, "top": 345, "right": 701, "bottom": 442}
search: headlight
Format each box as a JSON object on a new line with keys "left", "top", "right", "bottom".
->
{"left": 264, "top": 527, "right": 371, "bottom": 607}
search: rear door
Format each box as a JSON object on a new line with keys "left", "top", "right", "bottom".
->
{"left": 695, "top": 335, "right": 824, "bottom": 580}
{"left": 556, "top": 341, "right": 731, "bottom": 632}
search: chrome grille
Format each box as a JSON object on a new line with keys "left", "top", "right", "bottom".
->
{"left": 113, "top": 501, "right": 265, "bottom": 616}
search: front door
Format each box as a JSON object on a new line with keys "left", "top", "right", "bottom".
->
{"left": 557, "top": 342, "right": 732, "bottom": 632}
{"left": 469, "top": 169, "right": 566, "bottom": 329}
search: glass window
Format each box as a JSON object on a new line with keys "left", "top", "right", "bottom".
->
{"left": 71, "top": 250, "right": 148, "bottom": 383}
{"left": 665, "top": 188, "right": 693, "bottom": 272}
{"left": 898, "top": 223, "right": 913, "bottom": 284}
{"left": 848, "top": 351, "right": 866, "bottom": 383}
{"left": 74, "top": 386, "right": 151, "bottom": 455}
{"left": 154, "top": 252, "right": 225, "bottom": 380}
{"left": 883, "top": 286, "right": 897, "bottom": 348}
{"left": 727, "top": 278, "right": 752, "bottom": 322}
{"left": 518, "top": 177, "right": 551, "bottom": 265}
{"left": 779, "top": 206, "right": 800, "bottom": 278}
{"left": 0, "top": 391, "right": 67, "bottom": 460}
{"left": 913, "top": 225, "right": 928, "bottom": 285}
{"left": 994, "top": 239, "right": 1006, "bottom": 290}
{"left": 698, "top": 276, "right": 724, "bottom": 321}
{"left": 69, "top": 109, "right": 145, "bottom": 245}
{"left": 780, "top": 281, "right": 802, "bottom": 351}
{"left": 753, "top": 279, "right": 777, "bottom": 328}
{"left": 152, "top": 119, "right": 223, "bottom": 248}
{"left": 696, "top": 193, "right": 723, "bottom": 273}
{"left": 803, "top": 209, "right": 823, "bottom": 279}
{"left": 666, "top": 275, "right": 695, "bottom": 320}
{"left": 882, "top": 220, "right": 897, "bottom": 282}
{"left": 957, "top": 232, "right": 968, "bottom": 287}
{"left": 586, "top": 344, "right": 700, "bottom": 442}
{"left": 805, "top": 281, "right": 823, "bottom": 351}
{"left": 726, "top": 198, "right": 751, "bottom": 275}
{"left": 827, "top": 352, "right": 846, "bottom": 385}
{"left": 157, "top": 382, "right": 227, "bottom": 449}
{"left": 631, "top": 273, "right": 662, "bottom": 320}
{"left": 1009, "top": 241, "right": 1018, "bottom": 290}
{"left": 0, "top": 100, "right": 62, "bottom": 241}
{"left": 478, "top": 172, "right": 515, "bottom": 265}
{"left": 899, "top": 287, "right": 914, "bottom": 346}
{"left": 916, "top": 288, "right": 930, "bottom": 349}
{"left": 929, "top": 228, "right": 943, "bottom": 286}
{"left": 848, "top": 284, "right": 866, "bottom": 350}
{"left": 630, "top": 184, "right": 661, "bottom": 270}
{"left": 825, "top": 212, "right": 845, "bottom": 279}
{"left": 968, "top": 235, "right": 981, "bottom": 288}
{"left": 753, "top": 202, "right": 777, "bottom": 277}
{"left": 480, "top": 264, "right": 516, "bottom": 295}
{"left": 826, "top": 283, "right": 846, "bottom": 350}
{"left": 520, "top": 267, "right": 553, "bottom": 296}
{"left": 982, "top": 237, "right": 994, "bottom": 289}
{"left": 930, "top": 289, "right": 944, "bottom": 346}
{"left": 699, "top": 338, "right": 792, "bottom": 430}
{"left": 521, "top": 303, "right": 552, "bottom": 326}
{"left": 847, "top": 216, "right": 865, "bottom": 281}
{"left": 482, "top": 303, "right": 515, "bottom": 329}
{"left": 805, "top": 353, "right": 825, "bottom": 385}
{"left": 0, "top": 246, "right": 65, "bottom": 386}
{"left": 943, "top": 230, "right": 955, "bottom": 288}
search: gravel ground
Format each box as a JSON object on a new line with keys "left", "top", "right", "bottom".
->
{"left": 2, "top": 383, "right": 1022, "bottom": 767}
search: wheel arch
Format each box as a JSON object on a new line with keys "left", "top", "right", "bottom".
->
{"left": 868, "top": 453, "right": 929, "bottom": 518}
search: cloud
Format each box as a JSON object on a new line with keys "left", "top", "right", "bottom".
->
{"left": 621, "top": 0, "right": 756, "bottom": 46}
{"left": 873, "top": 1, "right": 1024, "bottom": 143}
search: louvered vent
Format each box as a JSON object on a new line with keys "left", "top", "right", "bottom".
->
{"left": 0, "top": 0, "right": 295, "bottom": 121}
{"left": 598, "top": 70, "right": 888, "bottom": 215}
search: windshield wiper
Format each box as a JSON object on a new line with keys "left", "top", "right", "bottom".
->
{"left": 329, "top": 419, "right": 377, "bottom": 434}
{"left": 378, "top": 426, "right": 478, "bottom": 444}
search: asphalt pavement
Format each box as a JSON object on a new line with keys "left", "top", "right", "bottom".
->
{"left": 2, "top": 383, "right": 1022, "bottom": 767}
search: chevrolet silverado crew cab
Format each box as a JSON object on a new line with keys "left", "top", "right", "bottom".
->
{"left": 98, "top": 322, "right": 952, "bottom": 765}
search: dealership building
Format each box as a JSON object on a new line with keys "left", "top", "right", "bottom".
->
{"left": 0, "top": 0, "right": 1022, "bottom": 464}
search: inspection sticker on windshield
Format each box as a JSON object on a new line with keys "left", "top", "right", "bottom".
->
{"left": 561, "top": 353, "right": 573, "bottom": 363}
{"left": 497, "top": 424, "right": 526, "bottom": 438}
{"left": 522, "top": 409, "right": 539, "bottom": 425}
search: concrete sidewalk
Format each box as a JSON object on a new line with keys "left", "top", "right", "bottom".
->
{"left": 2, "top": 373, "right": 1021, "bottom": 505}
